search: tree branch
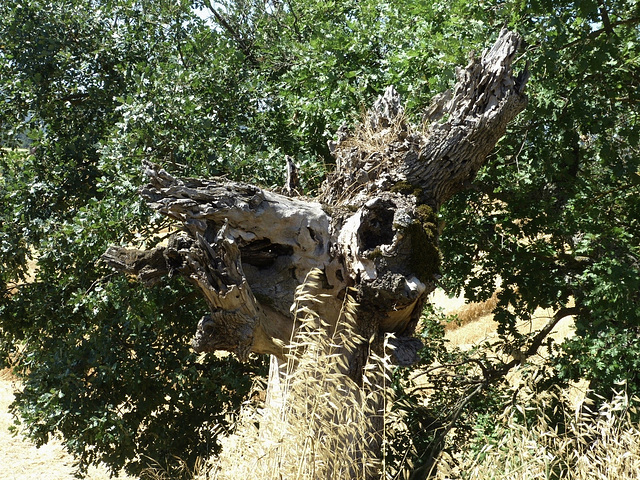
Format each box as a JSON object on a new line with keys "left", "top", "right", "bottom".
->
{"left": 408, "top": 29, "right": 529, "bottom": 207}
{"left": 202, "top": 0, "right": 258, "bottom": 64}
{"left": 492, "top": 306, "right": 582, "bottom": 378}
{"left": 599, "top": 0, "right": 613, "bottom": 34}
{"left": 559, "top": 16, "right": 640, "bottom": 50}
{"left": 325, "top": 29, "right": 528, "bottom": 209}
{"left": 522, "top": 306, "right": 581, "bottom": 359}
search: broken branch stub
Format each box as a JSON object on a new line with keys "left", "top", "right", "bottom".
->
{"left": 102, "top": 29, "right": 528, "bottom": 366}
{"left": 325, "top": 28, "right": 528, "bottom": 210}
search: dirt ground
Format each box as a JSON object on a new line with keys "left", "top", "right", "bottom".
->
{"left": 0, "top": 369, "right": 131, "bottom": 480}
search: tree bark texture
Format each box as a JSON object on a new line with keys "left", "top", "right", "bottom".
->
{"left": 103, "top": 29, "right": 528, "bottom": 374}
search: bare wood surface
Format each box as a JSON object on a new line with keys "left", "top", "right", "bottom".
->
{"left": 103, "top": 29, "right": 528, "bottom": 366}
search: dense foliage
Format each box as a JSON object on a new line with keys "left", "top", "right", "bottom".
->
{"left": 440, "top": 0, "right": 640, "bottom": 395}
{"left": 1, "top": 0, "right": 638, "bottom": 477}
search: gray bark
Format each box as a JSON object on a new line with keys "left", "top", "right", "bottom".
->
{"left": 103, "top": 28, "right": 528, "bottom": 375}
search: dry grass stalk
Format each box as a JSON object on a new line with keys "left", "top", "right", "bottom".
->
{"left": 327, "top": 107, "right": 416, "bottom": 205}
{"left": 444, "top": 292, "right": 499, "bottom": 332}
{"left": 436, "top": 385, "right": 640, "bottom": 480}
{"left": 205, "top": 269, "right": 393, "bottom": 480}
{"left": 140, "top": 455, "right": 209, "bottom": 480}
{"left": 344, "top": 109, "right": 412, "bottom": 155}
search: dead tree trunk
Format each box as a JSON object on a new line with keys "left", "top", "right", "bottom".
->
{"left": 103, "top": 24, "right": 527, "bottom": 447}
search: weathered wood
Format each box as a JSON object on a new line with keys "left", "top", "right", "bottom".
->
{"left": 325, "top": 28, "right": 528, "bottom": 210}
{"left": 408, "top": 29, "right": 529, "bottom": 208}
{"left": 102, "top": 29, "right": 528, "bottom": 372}
{"left": 103, "top": 170, "right": 336, "bottom": 358}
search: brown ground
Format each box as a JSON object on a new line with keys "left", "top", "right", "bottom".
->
{"left": 429, "top": 288, "right": 575, "bottom": 347}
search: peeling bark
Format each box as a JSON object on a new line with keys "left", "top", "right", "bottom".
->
{"left": 103, "top": 29, "right": 528, "bottom": 378}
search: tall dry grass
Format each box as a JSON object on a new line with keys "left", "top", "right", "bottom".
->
{"left": 436, "top": 385, "right": 640, "bottom": 480}
{"left": 196, "top": 279, "right": 640, "bottom": 480}
{"left": 443, "top": 292, "right": 499, "bottom": 332}
{"left": 204, "top": 270, "right": 393, "bottom": 480}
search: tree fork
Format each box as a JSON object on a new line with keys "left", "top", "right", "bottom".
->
{"left": 103, "top": 28, "right": 528, "bottom": 374}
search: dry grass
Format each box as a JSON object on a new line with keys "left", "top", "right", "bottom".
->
{"left": 429, "top": 289, "right": 636, "bottom": 480}
{"left": 436, "top": 386, "right": 640, "bottom": 480}
{"left": 203, "top": 270, "right": 392, "bottom": 480}
{"left": 343, "top": 109, "right": 412, "bottom": 154}
{"left": 443, "top": 292, "right": 499, "bottom": 332}
{"left": 327, "top": 105, "right": 415, "bottom": 204}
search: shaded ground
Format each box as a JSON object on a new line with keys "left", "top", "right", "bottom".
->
{"left": 431, "top": 289, "right": 587, "bottom": 406}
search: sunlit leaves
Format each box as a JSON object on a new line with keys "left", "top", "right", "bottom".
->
{"left": 1, "top": 1, "right": 268, "bottom": 478}
{"left": 439, "top": 0, "right": 640, "bottom": 397}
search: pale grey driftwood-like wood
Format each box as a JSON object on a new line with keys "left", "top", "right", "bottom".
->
{"left": 103, "top": 29, "right": 528, "bottom": 372}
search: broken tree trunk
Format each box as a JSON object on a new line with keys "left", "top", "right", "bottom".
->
{"left": 103, "top": 28, "right": 528, "bottom": 377}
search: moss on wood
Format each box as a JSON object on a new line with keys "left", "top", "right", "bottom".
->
{"left": 390, "top": 180, "right": 423, "bottom": 198}
{"left": 406, "top": 205, "right": 440, "bottom": 282}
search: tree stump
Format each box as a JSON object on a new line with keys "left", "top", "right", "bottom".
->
{"left": 103, "top": 25, "right": 528, "bottom": 394}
